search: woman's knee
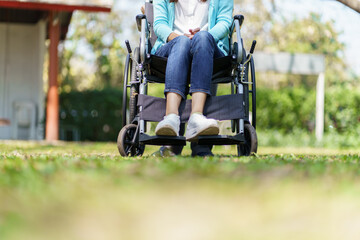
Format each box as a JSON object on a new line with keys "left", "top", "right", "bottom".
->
{"left": 173, "top": 35, "right": 191, "bottom": 53}
{"left": 192, "top": 31, "right": 214, "bottom": 46}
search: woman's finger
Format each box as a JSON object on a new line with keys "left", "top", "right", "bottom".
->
{"left": 189, "top": 28, "right": 201, "bottom": 35}
{"left": 193, "top": 27, "right": 200, "bottom": 33}
{"left": 184, "top": 33, "right": 192, "bottom": 39}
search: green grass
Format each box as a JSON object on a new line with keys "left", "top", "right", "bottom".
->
{"left": 0, "top": 141, "right": 360, "bottom": 240}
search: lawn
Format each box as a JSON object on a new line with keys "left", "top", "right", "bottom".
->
{"left": 0, "top": 141, "right": 360, "bottom": 240}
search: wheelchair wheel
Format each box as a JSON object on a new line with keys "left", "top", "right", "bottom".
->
{"left": 129, "top": 48, "right": 140, "bottom": 123}
{"left": 237, "top": 123, "right": 257, "bottom": 156}
{"left": 250, "top": 56, "right": 256, "bottom": 128}
{"left": 122, "top": 48, "right": 140, "bottom": 127}
{"left": 117, "top": 124, "right": 145, "bottom": 157}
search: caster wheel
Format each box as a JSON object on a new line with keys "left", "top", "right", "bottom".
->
{"left": 117, "top": 124, "right": 145, "bottom": 157}
{"left": 237, "top": 123, "right": 258, "bottom": 156}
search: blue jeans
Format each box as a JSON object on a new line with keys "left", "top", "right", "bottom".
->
{"left": 155, "top": 31, "right": 225, "bottom": 99}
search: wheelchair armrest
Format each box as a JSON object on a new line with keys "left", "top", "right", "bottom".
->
{"left": 234, "top": 15, "right": 244, "bottom": 26}
{"left": 229, "top": 14, "right": 245, "bottom": 63}
{"left": 136, "top": 14, "right": 147, "bottom": 32}
{"left": 230, "top": 15, "right": 244, "bottom": 35}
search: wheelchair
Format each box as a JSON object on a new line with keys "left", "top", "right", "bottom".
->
{"left": 117, "top": 0, "right": 258, "bottom": 157}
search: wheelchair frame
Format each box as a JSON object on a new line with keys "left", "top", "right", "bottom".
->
{"left": 118, "top": 0, "right": 258, "bottom": 157}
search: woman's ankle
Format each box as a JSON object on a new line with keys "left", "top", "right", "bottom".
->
{"left": 190, "top": 112, "right": 203, "bottom": 116}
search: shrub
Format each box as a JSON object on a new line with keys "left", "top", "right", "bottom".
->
{"left": 58, "top": 87, "right": 360, "bottom": 142}
{"left": 59, "top": 88, "right": 123, "bottom": 141}
{"left": 257, "top": 88, "right": 316, "bottom": 132}
{"left": 256, "top": 87, "right": 360, "bottom": 134}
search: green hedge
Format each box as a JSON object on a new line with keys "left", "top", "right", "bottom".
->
{"left": 257, "top": 87, "right": 360, "bottom": 134}
{"left": 60, "top": 89, "right": 122, "bottom": 141}
{"left": 325, "top": 88, "right": 360, "bottom": 133}
{"left": 59, "top": 87, "right": 360, "bottom": 142}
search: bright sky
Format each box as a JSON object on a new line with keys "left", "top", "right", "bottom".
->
{"left": 117, "top": 0, "right": 360, "bottom": 74}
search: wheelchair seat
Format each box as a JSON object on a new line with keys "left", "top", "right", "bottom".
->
{"left": 147, "top": 55, "right": 234, "bottom": 84}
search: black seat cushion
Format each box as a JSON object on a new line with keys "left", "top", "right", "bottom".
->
{"left": 147, "top": 55, "right": 233, "bottom": 84}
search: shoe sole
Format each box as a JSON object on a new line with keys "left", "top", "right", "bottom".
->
{"left": 186, "top": 125, "right": 219, "bottom": 142}
{"left": 155, "top": 125, "right": 178, "bottom": 136}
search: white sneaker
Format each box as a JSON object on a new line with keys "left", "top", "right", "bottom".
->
{"left": 155, "top": 113, "right": 180, "bottom": 136}
{"left": 185, "top": 113, "right": 219, "bottom": 141}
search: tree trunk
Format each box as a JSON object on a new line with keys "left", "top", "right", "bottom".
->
{"left": 335, "top": 0, "right": 360, "bottom": 14}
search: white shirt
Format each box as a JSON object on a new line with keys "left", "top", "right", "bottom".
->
{"left": 173, "top": 0, "right": 209, "bottom": 35}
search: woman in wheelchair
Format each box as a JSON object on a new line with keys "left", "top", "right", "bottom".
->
{"left": 152, "top": 0, "right": 234, "bottom": 143}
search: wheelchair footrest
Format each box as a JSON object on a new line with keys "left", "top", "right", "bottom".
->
{"left": 139, "top": 133, "right": 186, "bottom": 146}
{"left": 197, "top": 134, "right": 245, "bottom": 145}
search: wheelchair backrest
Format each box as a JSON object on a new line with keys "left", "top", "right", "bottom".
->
{"left": 144, "top": 1, "right": 157, "bottom": 47}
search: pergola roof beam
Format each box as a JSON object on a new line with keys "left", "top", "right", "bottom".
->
{"left": 0, "top": 0, "right": 111, "bottom": 12}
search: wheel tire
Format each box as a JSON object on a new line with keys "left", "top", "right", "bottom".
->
{"left": 122, "top": 54, "right": 131, "bottom": 128}
{"left": 250, "top": 57, "right": 257, "bottom": 129}
{"left": 129, "top": 48, "right": 140, "bottom": 123}
{"left": 117, "top": 124, "right": 145, "bottom": 157}
{"left": 237, "top": 123, "right": 258, "bottom": 156}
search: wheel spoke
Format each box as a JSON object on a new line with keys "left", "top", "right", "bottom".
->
{"left": 130, "top": 145, "right": 137, "bottom": 156}
{"left": 125, "top": 145, "right": 132, "bottom": 155}
{"left": 125, "top": 131, "right": 133, "bottom": 140}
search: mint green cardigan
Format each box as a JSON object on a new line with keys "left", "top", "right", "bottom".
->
{"left": 151, "top": 0, "right": 234, "bottom": 55}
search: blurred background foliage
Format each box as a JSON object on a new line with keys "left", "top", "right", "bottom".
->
{"left": 57, "top": 0, "right": 359, "bottom": 146}
{"left": 59, "top": 9, "right": 130, "bottom": 92}
{"left": 59, "top": 89, "right": 123, "bottom": 142}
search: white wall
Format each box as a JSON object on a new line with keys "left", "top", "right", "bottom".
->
{"left": 0, "top": 21, "right": 46, "bottom": 140}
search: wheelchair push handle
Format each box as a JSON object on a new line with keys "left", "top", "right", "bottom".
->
{"left": 250, "top": 40, "right": 257, "bottom": 54}
{"left": 125, "top": 40, "right": 132, "bottom": 54}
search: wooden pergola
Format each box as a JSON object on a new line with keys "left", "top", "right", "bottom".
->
{"left": 0, "top": 0, "right": 112, "bottom": 141}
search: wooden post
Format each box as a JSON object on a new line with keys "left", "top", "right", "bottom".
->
{"left": 316, "top": 72, "right": 325, "bottom": 141}
{"left": 45, "top": 11, "right": 60, "bottom": 141}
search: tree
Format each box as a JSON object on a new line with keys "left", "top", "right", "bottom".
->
{"left": 235, "top": 0, "right": 352, "bottom": 87}
{"left": 61, "top": 0, "right": 352, "bottom": 91}
{"left": 268, "top": 13, "right": 348, "bottom": 86}
{"left": 335, "top": 0, "right": 360, "bottom": 14}
{"left": 234, "top": 0, "right": 273, "bottom": 50}
{"left": 59, "top": 7, "right": 134, "bottom": 92}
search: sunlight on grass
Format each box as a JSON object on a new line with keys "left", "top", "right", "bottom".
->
{"left": 1, "top": 140, "right": 360, "bottom": 240}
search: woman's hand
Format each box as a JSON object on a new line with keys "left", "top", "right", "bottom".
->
{"left": 167, "top": 32, "right": 180, "bottom": 42}
{"left": 184, "top": 28, "right": 200, "bottom": 39}
{"left": 167, "top": 28, "right": 200, "bottom": 42}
